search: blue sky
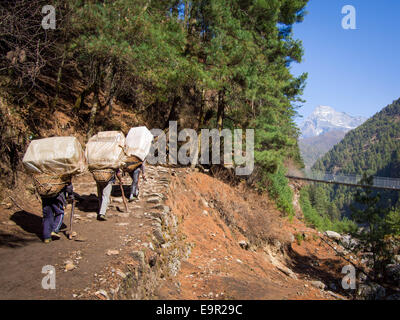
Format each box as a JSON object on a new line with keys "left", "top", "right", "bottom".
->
{"left": 291, "top": 0, "right": 400, "bottom": 124}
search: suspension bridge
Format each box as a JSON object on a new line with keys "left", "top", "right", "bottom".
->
{"left": 286, "top": 169, "right": 400, "bottom": 191}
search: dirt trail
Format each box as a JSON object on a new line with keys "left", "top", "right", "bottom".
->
{"left": 0, "top": 167, "right": 350, "bottom": 300}
{"left": 0, "top": 165, "right": 171, "bottom": 299}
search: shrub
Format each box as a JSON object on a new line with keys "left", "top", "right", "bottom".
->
{"left": 295, "top": 233, "right": 304, "bottom": 245}
{"left": 299, "top": 187, "right": 357, "bottom": 233}
{"left": 266, "top": 166, "right": 295, "bottom": 218}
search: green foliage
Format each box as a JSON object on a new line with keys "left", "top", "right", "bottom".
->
{"left": 331, "top": 217, "right": 357, "bottom": 234}
{"left": 312, "top": 98, "right": 400, "bottom": 214}
{"left": 70, "top": 0, "right": 190, "bottom": 98}
{"left": 300, "top": 187, "right": 357, "bottom": 233}
{"left": 295, "top": 233, "right": 304, "bottom": 245}
{"left": 300, "top": 188, "right": 330, "bottom": 231}
{"left": 350, "top": 175, "right": 395, "bottom": 276}
{"left": 67, "top": 0, "right": 308, "bottom": 147}
{"left": 302, "top": 99, "right": 400, "bottom": 237}
{"left": 0, "top": 1, "right": 310, "bottom": 213}
{"left": 265, "top": 166, "right": 295, "bottom": 218}
{"left": 314, "top": 99, "right": 400, "bottom": 177}
{"left": 385, "top": 209, "right": 400, "bottom": 236}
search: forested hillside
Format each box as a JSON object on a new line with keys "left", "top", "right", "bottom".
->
{"left": 311, "top": 98, "right": 400, "bottom": 218}
{"left": 299, "top": 129, "right": 346, "bottom": 168}
{"left": 0, "top": 0, "right": 308, "bottom": 206}
{"left": 314, "top": 98, "right": 400, "bottom": 177}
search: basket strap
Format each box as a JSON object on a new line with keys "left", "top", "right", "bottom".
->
{"left": 32, "top": 176, "right": 47, "bottom": 189}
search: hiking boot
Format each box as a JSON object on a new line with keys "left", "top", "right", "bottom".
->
{"left": 43, "top": 238, "right": 52, "bottom": 244}
{"left": 51, "top": 231, "right": 61, "bottom": 240}
{"left": 128, "top": 195, "right": 135, "bottom": 202}
{"left": 98, "top": 214, "right": 107, "bottom": 221}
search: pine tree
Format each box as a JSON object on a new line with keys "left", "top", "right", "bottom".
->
{"left": 350, "top": 175, "right": 392, "bottom": 278}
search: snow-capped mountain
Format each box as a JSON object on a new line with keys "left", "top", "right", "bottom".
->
{"left": 300, "top": 106, "right": 367, "bottom": 138}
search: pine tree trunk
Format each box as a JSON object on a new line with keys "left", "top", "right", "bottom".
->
{"left": 86, "top": 61, "right": 102, "bottom": 139}
{"left": 87, "top": 88, "right": 100, "bottom": 140}
{"left": 184, "top": 0, "right": 189, "bottom": 29}
{"left": 74, "top": 83, "right": 94, "bottom": 110}
{"left": 51, "top": 45, "right": 66, "bottom": 110}
{"left": 217, "top": 88, "right": 225, "bottom": 132}
{"left": 164, "top": 96, "right": 180, "bottom": 129}
{"left": 105, "top": 64, "right": 117, "bottom": 117}
{"left": 191, "top": 89, "right": 205, "bottom": 168}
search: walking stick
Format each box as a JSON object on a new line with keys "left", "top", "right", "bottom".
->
{"left": 119, "top": 180, "right": 129, "bottom": 212}
{"left": 68, "top": 199, "right": 75, "bottom": 240}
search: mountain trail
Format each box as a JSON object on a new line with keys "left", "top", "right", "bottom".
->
{"left": 0, "top": 167, "right": 351, "bottom": 300}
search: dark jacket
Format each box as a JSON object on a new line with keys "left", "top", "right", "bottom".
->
{"left": 41, "top": 183, "right": 73, "bottom": 212}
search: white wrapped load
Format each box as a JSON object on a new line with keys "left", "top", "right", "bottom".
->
{"left": 23, "top": 136, "right": 87, "bottom": 176}
{"left": 125, "top": 126, "right": 153, "bottom": 161}
{"left": 85, "top": 131, "right": 125, "bottom": 171}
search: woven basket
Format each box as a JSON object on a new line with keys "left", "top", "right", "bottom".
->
{"left": 91, "top": 169, "right": 115, "bottom": 183}
{"left": 33, "top": 174, "right": 70, "bottom": 198}
{"left": 124, "top": 155, "right": 143, "bottom": 173}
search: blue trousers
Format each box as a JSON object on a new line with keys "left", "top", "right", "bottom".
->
{"left": 42, "top": 197, "right": 65, "bottom": 239}
{"left": 129, "top": 168, "right": 140, "bottom": 197}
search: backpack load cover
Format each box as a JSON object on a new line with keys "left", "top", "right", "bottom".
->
{"left": 123, "top": 126, "right": 153, "bottom": 172}
{"left": 23, "top": 136, "right": 87, "bottom": 197}
{"left": 85, "top": 131, "right": 125, "bottom": 182}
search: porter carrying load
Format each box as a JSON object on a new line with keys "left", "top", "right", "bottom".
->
{"left": 23, "top": 136, "right": 86, "bottom": 198}
{"left": 123, "top": 126, "right": 153, "bottom": 172}
{"left": 85, "top": 131, "right": 125, "bottom": 182}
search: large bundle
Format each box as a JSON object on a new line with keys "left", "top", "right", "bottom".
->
{"left": 23, "top": 136, "right": 86, "bottom": 197}
{"left": 125, "top": 126, "right": 153, "bottom": 161}
{"left": 85, "top": 131, "right": 125, "bottom": 171}
{"left": 23, "top": 136, "right": 86, "bottom": 176}
{"left": 123, "top": 127, "right": 153, "bottom": 172}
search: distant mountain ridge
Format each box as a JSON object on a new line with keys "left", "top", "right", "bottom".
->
{"left": 299, "top": 130, "right": 347, "bottom": 169}
{"left": 298, "top": 106, "right": 367, "bottom": 168}
{"left": 311, "top": 97, "right": 400, "bottom": 215}
{"left": 300, "top": 106, "right": 367, "bottom": 138}
{"left": 313, "top": 98, "right": 400, "bottom": 176}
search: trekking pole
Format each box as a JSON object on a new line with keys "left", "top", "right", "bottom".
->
{"left": 119, "top": 180, "right": 129, "bottom": 212}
